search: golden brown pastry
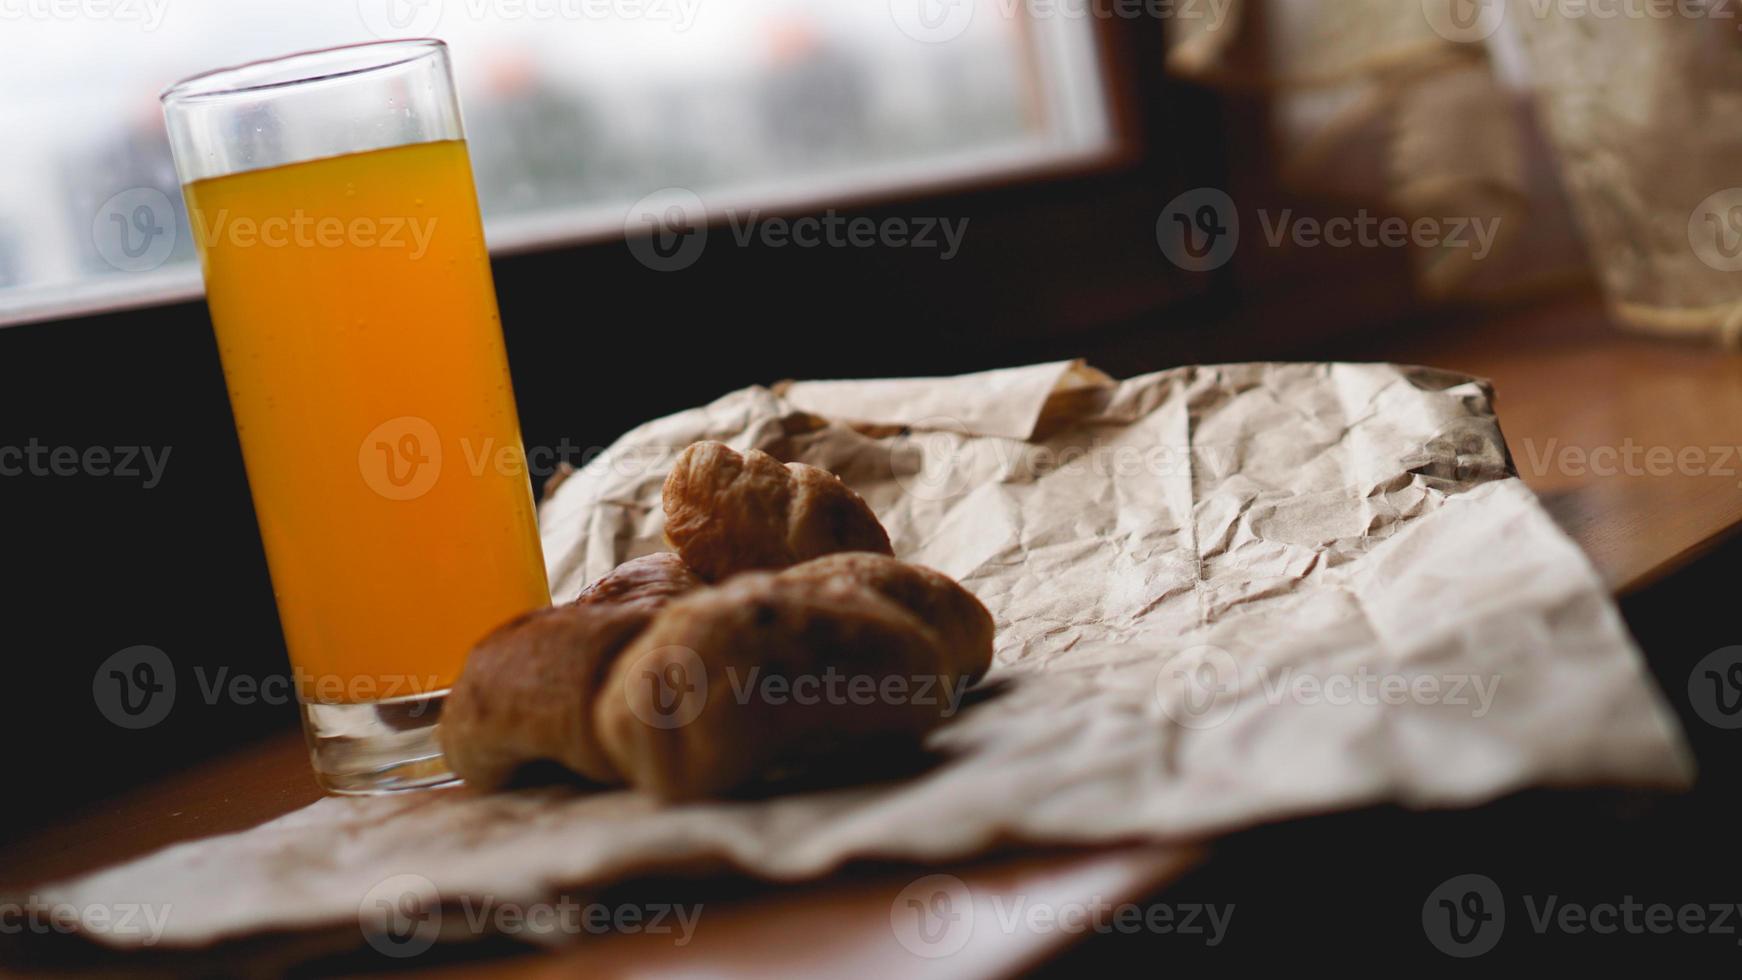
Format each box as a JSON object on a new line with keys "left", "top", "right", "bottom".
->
{"left": 445, "top": 450, "right": 998, "bottom": 801}
{"left": 775, "top": 552, "right": 994, "bottom": 686}
{"left": 661, "top": 441, "right": 893, "bottom": 582}
{"left": 441, "top": 553, "right": 701, "bottom": 789}
{"left": 573, "top": 551, "right": 704, "bottom": 612}
{"left": 595, "top": 573, "right": 953, "bottom": 801}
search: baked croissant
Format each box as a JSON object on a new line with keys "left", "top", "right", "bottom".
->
{"left": 443, "top": 445, "right": 997, "bottom": 800}
{"left": 594, "top": 572, "right": 954, "bottom": 801}
{"left": 662, "top": 441, "right": 893, "bottom": 582}
{"left": 440, "top": 554, "right": 702, "bottom": 789}
{"left": 573, "top": 551, "right": 704, "bottom": 612}
{"left": 773, "top": 552, "right": 994, "bottom": 686}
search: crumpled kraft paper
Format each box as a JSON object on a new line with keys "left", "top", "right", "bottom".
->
{"left": 37, "top": 360, "right": 1693, "bottom": 948}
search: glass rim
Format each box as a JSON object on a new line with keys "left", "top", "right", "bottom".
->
{"left": 160, "top": 39, "right": 446, "bottom": 106}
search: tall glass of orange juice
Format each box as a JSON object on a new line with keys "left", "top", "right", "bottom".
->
{"left": 162, "top": 41, "right": 550, "bottom": 793}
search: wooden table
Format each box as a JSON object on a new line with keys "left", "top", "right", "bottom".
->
{"left": 6, "top": 294, "right": 1739, "bottom": 976}
{"left": 1367, "top": 293, "right": 1742, "bottom": 595}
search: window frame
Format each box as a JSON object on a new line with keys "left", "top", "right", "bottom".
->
{"left": 0, "top": 7, "right": 1174, "bottom": 331}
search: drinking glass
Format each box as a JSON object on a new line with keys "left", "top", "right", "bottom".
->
{"left": 162, "top": 40, "right": 550, "bottom": 793}
{"left": 1514, "top": 8, "right": 1742, "bottom": 346}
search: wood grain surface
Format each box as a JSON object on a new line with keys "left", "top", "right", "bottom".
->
{"left": 5, "top": 295, "right": 1737, "bottom": 976}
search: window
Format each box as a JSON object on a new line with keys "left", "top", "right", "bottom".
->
{"left": 0, "top": 0, "right": 1114, "bottom": 326}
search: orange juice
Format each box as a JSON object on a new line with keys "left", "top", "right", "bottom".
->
{"left": 184, "top": 139, "right": 549, "bottom": 701}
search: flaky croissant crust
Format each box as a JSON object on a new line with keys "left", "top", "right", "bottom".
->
{"left": 662, "top": 442, "right": 892, "bottom": 582}
{"left": 444, "top": 445, "right": 996, "bottom": 800}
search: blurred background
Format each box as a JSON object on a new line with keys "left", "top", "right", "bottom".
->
{"left": 3, "top": 0, "right": 1740, "bottom": 843}
{"left": 0, "top": 0, "right": 1109, "bottom": 322}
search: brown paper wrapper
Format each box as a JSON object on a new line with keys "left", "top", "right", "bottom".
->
{"left": 33, "top": 360, "right": 1691, "bottom": 950}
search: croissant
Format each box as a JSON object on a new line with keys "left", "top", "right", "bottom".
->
{"left": 774, "top": 552, "right": 994, "bottom": 687}
{"left": 572, "top": 551, "right": 704, "bottom": 612}
{"left": 443, "top": 446, "right": 997, "bottom": 800}
{"left": 594, "top": 572, "right": 954, "bottom": 800}
{"left": 440, "top": 554, "right": 702, "bottom": 789}
{"left": 662, "top": 441, "right": 893, "bottom": 582}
